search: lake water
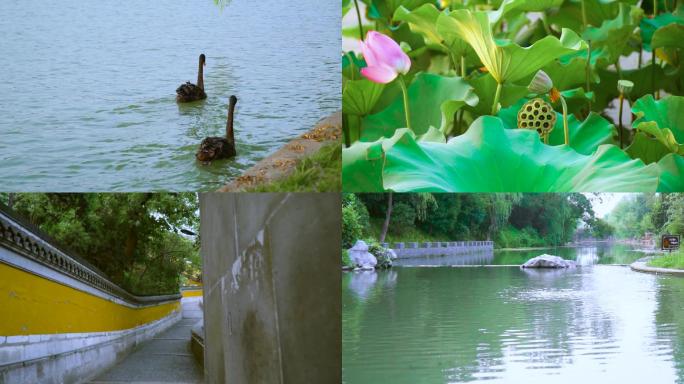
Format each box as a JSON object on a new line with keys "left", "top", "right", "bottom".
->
{"left": 0, "top": 0, "right": 339, "bottom": 191}
{"left": 343, "top": 246, "right": 684, "bottom": 383}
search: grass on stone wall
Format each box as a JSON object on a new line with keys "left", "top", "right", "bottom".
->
{"left": 247, "top": 142, "right": 341, "bottom": 192}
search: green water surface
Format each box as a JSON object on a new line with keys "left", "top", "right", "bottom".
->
{"left": 343, "top": 246, "right": 684, "bottom": 383}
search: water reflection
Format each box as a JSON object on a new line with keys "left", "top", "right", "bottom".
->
{"left": 343, "top": 267, "right": 681, "bottom": 383}
{"left": 395, "top": 250, "right": 494, "bottom": 266}
{"left": 394, "top": 244, "right": 646, "bottom": 267}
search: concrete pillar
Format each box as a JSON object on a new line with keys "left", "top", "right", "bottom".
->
{"left": 200, "top": 193, "right": 340, "bottom": 384}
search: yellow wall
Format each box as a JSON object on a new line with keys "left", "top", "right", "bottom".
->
{"left": 181, "top": 289, "right": 203, "bottom": 297}
{"left": 0, "top": 263, "right": 180, "bottom": 335}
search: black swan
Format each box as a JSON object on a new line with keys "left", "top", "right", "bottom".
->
{"left": 176, "top": 54, "right": 207, "bottom": 103}
{"left": 196, "top": 95, "right": 238, "bottom": 163}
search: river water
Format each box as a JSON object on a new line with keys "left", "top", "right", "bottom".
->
{"left": 0, "top": 0, "right": 339, "bottom": 191}
{"left": 343, "top": 246, "right": 684, "bottom": 383}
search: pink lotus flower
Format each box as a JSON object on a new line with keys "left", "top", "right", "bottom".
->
{"left": 360, "top": 31, "right": 411, "bottom": 84}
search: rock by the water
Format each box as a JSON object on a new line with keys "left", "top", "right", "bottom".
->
{"left": 521, "top": 254, "right": 576, "bottom": 268}
{"left": 348, "top": 240, "right": 377, "bottom": 269}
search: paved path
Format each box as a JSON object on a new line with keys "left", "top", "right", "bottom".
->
{"left": 89, "top": 297, "right": 204, "bottom": 384}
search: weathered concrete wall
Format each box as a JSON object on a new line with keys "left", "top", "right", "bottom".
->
{"left": 200, "top": 193, "right": 341, "bottom": 384}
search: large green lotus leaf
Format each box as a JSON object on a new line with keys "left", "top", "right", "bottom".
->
{"left": 581, "top": 3, "right": 643, "bottom": 64}
{"left": 632, "top": 94, "right": 684, "bottom": 143}
{"left": 341, "top": 137, "right": 389, "bottom": 192}
{"left": 633, "top": 121, "right": 683, "bottom": 153}
{"left": 376, "top": 116, "right": 656, "bottom": 192}
{"left": 440, "top": 9, "right": 586, "bottom": 84}
{"left": 626, "top": 131, "right": 673, "bottom": 164}
{"left": 640, "top": 12, "right": 684, "bottom": 51}
{"left": 542, "top": 56, "right": 599, "bottom": 90}
{"left": 560, "top": 87, "right": 595, "bottom": 114}
{"left": 652, "top": 23, "right": 684, "bottom": 50}
{"left": 488, "top": 0, "right": 565, "bottom": 23}
{"left": 343, "top": 79, "right": 385, "bottom": 116}
{"left": 547, "top": 0, "right": 623, "bottom": 32}
{"left": 393, "top": 4, "right": 443, "bottom": 48}
{"left": 362, "top": 73, "right": 478, "bottom": 141}
{"left": 435, "top": 12, "right": 477, "bottom": 61}
{"left": 365, "top": 0, "right": 433, "bottom": 21}
{"left": 467, "top": 73, "right": 528, "bottom": 116}
{"left": 657, "top": 154, "right": 684, "bottom": 191}
{"left": 498, "top": 98, "right": 616, "bottom": 155}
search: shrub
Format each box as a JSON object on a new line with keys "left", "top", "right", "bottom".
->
{"left": 365, "top": 238, "right": 393, "bottom": 269}
{"left": 342, "top": 249, "right": 352, "bottom": 268}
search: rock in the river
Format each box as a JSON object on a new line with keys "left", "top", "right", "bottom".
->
{"left": 521, "top": 254, "right": 576, "bottom": 268}
{"left": 348, "top": 240, "right": 377, "bottom": 269}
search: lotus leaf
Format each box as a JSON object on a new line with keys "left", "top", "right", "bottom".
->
{"left": 438, "top": 9, "right": 586, "bottom": 84}
{"left": 362, "top": 73, "right": 478, "bottom": 140}
{"left": 498, "top": 98, "right": 616, "bottom": 154}
{"left": 343, "top": 116, "right": 657, "bottom": 192}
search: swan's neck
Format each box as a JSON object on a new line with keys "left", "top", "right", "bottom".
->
{"left": 197, "top": 60, "right": 204, "bottom": 90}
{"left": 226, "top": 98, "right": 237, "bottom": 143}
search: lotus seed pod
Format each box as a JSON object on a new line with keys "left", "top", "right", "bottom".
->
{"left": 517, "top": 98, "right": 556, "bottom": 138}
{"left": 617, "top": 79, "right": 634, "bottom": 95}
{"left": 527, "top": 70, "right": 554, "bottom": 95}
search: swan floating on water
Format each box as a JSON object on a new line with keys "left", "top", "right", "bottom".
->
{"left": 176, "top": 54, "right": 207, "bottom": 103}
{"left": 196, "top": 95, "right": 238, "bottom": 163}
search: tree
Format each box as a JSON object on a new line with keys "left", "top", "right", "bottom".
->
{"left": 379, "top": 192, "right": 393, "bottom": 243}
{"left": 6, "top": 193, "right": 198, "bottom": 295}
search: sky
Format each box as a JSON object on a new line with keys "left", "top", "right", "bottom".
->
{"left": 583, "top": 193, "right": 634, "bottom": 218}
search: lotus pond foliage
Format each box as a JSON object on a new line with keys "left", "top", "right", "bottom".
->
{"left": 342, "top": 0, "right": 684, "bottom": 192}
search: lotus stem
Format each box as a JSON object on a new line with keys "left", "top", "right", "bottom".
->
{"left": 618, "top": 93, "right": 625, "bottom": 149}
{"left": 560, "top": 95, "right": 569, "bottom": 146}
{"left": 654, "top": 0, "right": 658, "bottom": 16}
{"left": 398, "top": 75, "right": 412, "bottom": 130}
{"left": 492, "top": 81, "right": 503, "bottom": 115}
{"left": 342, "top": 114, "right": 351, "bottom": 147}
{"left": 461, "top": 55, "right": 466, "bottom": 78}
{"left": 353, "top": 0, "right": 364, "bottom": 41}
{"left": 586, "top": 41, "right": 592, "bottom": 110}
{"left": 652, "top": 51, "right": 657, "bottom": 99}
{"left": 581, "top": 0, "right": 588, "bottom": 30}
{"left": 456, "top": 55, "right": 466, "bottom": 136}
{"left": 638, "top": 45, "right": 643, "bottom": 69}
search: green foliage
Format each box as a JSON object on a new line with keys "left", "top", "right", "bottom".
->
{"left": 342, "top": 193, "right": 371, "bottom": 248}
{"left": 5, "top": 193, "right": 198, "bottom": 295}
{"left": 390, "top": 202, "right": 416, "bottom": 231}
{"left": 342, "top": 249, "right": 353, "bottom": 268}
{"left": 364, "top": 238, "right": 394, "bottom": 268}
{"left": 361, "top": 73, "right": 478, "bottom": 139}
{"left": 352, "top": 193, "right": 596, "bottom": 247}
{"left": 343, "top": 117, "right": 661, "bottom": 192}
{"left": 342, "top": 0, "right": 684, "bottom": 192}
{"left": 497, "top": 226, "right": 545, "bottom": 248}
{"left": 605, "top": 193, "right": 684, "bottom": 239}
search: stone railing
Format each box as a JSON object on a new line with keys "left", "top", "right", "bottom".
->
{"left": 381, "top": 241, "right": 494, "bottom": 259}
{"left": 0, "top": 203, "right": 179, "bottom": 306}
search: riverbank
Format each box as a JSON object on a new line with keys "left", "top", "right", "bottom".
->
{"left": 218, "top": 112, "right": 341, "bottom": 192}
{"left": 631, "top": 258, "right": 684, "bottom": 276}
